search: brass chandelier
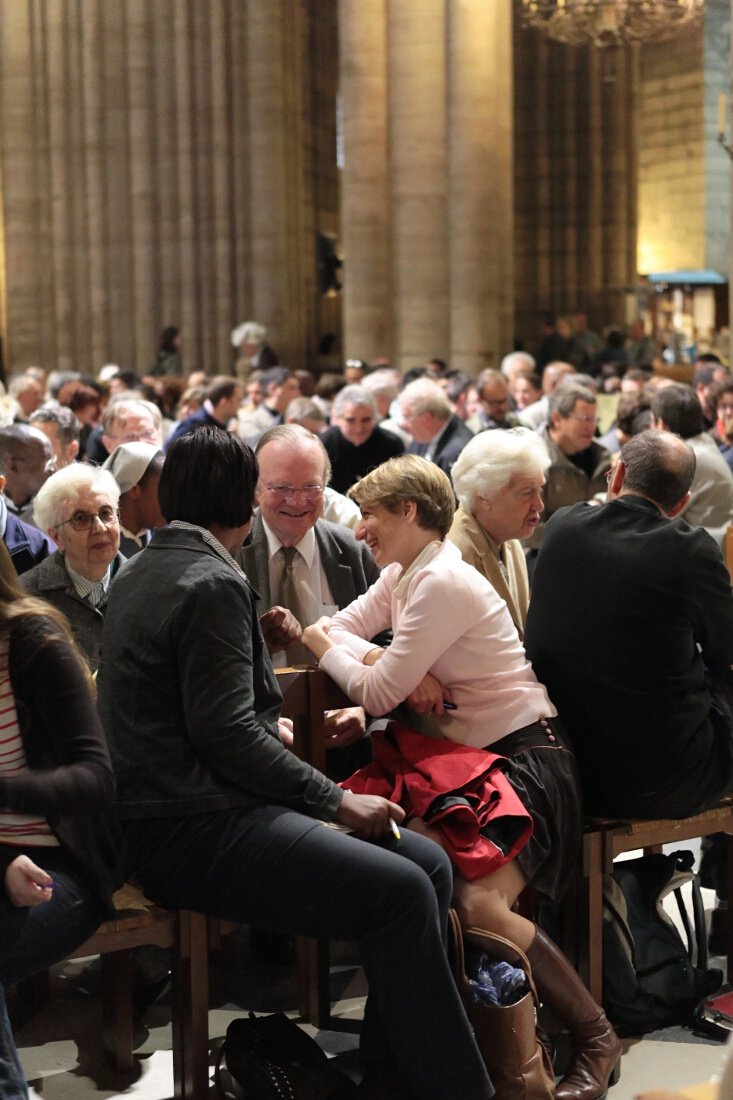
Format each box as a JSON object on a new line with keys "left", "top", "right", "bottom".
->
{"left": 519, "top": 0, "right": 705, "bottom": 48}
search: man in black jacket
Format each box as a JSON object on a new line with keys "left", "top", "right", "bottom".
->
{"left": 525, "top": 430, "right": 733, "bottom": 820}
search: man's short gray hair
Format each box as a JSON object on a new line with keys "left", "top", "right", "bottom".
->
{"left": 30, "top": 404, "right": 79, "bottom": 445}
{"left": 33, "top": 464, "right": 120, "bottom": 535}
{"left": 361, "top": 369, "right": 401, "bottom": 403}
{"left": 102, "top": 396, "right": 162, "bottom": 435}
{"left": 332, "top": 385, "right": 378, "bottom": 419}
{"left": 284, "top": 397, "right": 326, "bottom": 427}
{"left": 399, "top": 378, "right": 452, "bottom": 421}
{"left": 549, "top": 384, "right": 597, "bottom": 419}
{"left": 452, "top": 428, "right": 551, "bottom": 513}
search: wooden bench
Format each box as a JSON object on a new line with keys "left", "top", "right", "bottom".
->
{"left": 562, "top": 800, "right": 733, "bottom": 1004}
{"left": 14, "top": 883, "right": 210, "bottom": 1100}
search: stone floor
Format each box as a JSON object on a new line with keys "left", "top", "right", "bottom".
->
{"left": 10, "top": 848, "right": 732, "bottom": 1099}
{"left": 10, "top": 925, "right": 730, "bottom": 1100}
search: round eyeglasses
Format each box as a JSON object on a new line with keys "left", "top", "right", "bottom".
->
{"left": 58, "top": 506, "right": 119, "bottom": 532}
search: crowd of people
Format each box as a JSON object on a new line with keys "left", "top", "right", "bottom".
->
{"left": 2, "top": 315, "right": 733, "bottom": 1100}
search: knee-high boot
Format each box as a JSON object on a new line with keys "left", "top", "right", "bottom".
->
{"left": 526, "top": 928, "right": 622, "bottom": 1100}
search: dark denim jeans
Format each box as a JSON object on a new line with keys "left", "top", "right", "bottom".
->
{"left": 0, "top": 984, "right": 28, "bottom": 1100}
{"left": 125, "top": 805, "right": 493, "bottom": 1100}
{"left": 0, "top": 849, "right": 103, "bottom": 988}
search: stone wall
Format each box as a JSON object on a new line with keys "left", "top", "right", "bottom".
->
{"left": 0, "top": 0, "right": 339, "bottom": 376}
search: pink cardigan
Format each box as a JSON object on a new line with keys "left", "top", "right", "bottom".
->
{"left": 319, "top": 539, "right": 555, "bottom": 749}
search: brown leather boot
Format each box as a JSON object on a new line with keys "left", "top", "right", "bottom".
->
{"left": 526, "top": 927, "right": 622, "bottom": 1100}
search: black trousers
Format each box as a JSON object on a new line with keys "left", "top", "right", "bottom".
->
{"left": 124, "top": 805, "right": 493, "bottom": 1100}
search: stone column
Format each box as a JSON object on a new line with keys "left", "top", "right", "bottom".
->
{"left": 339, "top": 0, "right": 514, "bottom": 374}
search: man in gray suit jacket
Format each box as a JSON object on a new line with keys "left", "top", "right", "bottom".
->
{"left": 236, "top": 424, "right": 381, "bottom": 750}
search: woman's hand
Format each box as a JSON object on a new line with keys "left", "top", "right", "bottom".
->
{"left": 5, "top": 855, "right": 55, "bottom": 907}
{"left": 324, "top": 707, "right": 366, "bottom": 747}
{"left": 407, "top": 672, "right": 455, "bottom": 716}
{"left": 335, "top": 790, "right": 405, "bottom": 839}
{"left": 278, "top": 717, "right": 294, "bottom": 749}
{"left": 302, "top": 617, "right": 333, "bottom": 662}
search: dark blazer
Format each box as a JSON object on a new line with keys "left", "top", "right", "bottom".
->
{"left": 236, "top": 514, "right": 380, "bottom": 612}
{"left": 524, "top": 495, "right": 733, "bottom": 819}
{"left": 165, "top": 406, "right": 226, "bottom": 449}
{"left": 4, "top": 512, "right": 56, "bottom": 576}
{"left": 20, "top": 551, "right": 125, "bottom": 672}
{"left": 408, "top": 415, "right": 473, "bottom": 478}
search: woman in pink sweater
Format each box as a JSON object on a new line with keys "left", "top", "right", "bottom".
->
{"left": 304, "top": 455, "right": 620, "bottom": 1100}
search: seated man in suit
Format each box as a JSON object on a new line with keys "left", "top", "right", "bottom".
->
{"left": 237, "top": 423, "right": 381, "bottom": 756}
{"left": 399, "top": 377, "right": 473, "bottom": 480}
{"left": 525, "top": 430, "right": 733, "bottom": 821}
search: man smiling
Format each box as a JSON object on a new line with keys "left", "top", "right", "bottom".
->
{"left": 237, "top": 424, "right": 380, "bottom": 698}
{"left": 321, "top": 385, "right": 403, "bottom": 494}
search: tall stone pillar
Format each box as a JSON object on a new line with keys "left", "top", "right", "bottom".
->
{"left": 339, "top": 0, "right": 514, "bottom": 375}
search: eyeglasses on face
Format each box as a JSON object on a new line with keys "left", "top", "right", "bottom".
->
{"left": 569, "top": 414, "right": 600, "bottom": 424}
{"left": 261, "top": 483, "right": 325, "bottom": 501}
{"left": 58, "top": 506, "right": 119, "bottom": 532}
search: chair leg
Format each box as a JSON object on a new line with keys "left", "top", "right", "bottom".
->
{"left": 171, "top": 911, "right": 210, "bottom": 1100}
{"left": 296, "top": 936, "right": 331, "bottom": 1028}
{"left": 101, "top": 951, "right": 134, "bottom": 1073}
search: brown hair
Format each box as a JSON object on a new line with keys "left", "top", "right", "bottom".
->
{"left": 348, "top": 454, "right": 455, "bottom": 538}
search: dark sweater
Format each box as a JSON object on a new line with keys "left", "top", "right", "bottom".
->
{"left": 0, "top": 617, "right": 124, "bottom": 914}
{"left": 321, "top": 425, "right": 404, "bottom": 495}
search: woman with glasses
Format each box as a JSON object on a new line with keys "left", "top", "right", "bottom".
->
{"left": 303, "top": 455, "right": 621, "bottom": 1100}
{"left": 0, "top": 539, "right": 123, "bottom": 1097}
{"left": 20, "top": 466, "right": 123, "bottom": 672}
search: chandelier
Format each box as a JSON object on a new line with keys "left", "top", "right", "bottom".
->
{"left": 519, "top": 0, "right": 705, "bottom": 48}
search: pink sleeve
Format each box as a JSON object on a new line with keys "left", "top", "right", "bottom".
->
{"left": 319, "top": 570, "right": 474, "bottom": 716}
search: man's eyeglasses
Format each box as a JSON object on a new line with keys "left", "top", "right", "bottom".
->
{"left": 569, "top": 414, "right": 600, "bottom": 424}
{"left": 261, "top": 484, "right": 325, "bottom": 501}
{"left": 58, "top": 506, "right": 119, "bottom": 532}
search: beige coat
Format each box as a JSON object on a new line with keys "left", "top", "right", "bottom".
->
{"left": 447, "top": 507, "right": 530, "bottom": 638}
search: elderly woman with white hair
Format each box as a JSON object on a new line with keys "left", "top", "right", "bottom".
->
{"left": 449, "top": 428, "right": 550, "bottom": 638}
{"left": 20, "top": 466, "right": 122, "bottom": 672}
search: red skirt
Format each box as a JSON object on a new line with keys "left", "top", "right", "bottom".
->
{"left": 341, "top": 723, "right": 533, "bottom": 881}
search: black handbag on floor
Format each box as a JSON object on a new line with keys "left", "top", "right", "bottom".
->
{"left": 215, "top": 1011, "right": 356, "bottom": 1099}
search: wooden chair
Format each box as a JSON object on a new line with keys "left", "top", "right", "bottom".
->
{"left": 14, "top": 883, "right": 210, "bottom": 1100}
{"left": 562, "top": 800, "right": 733, "bottom": 1004}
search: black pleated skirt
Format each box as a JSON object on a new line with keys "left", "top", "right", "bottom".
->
{"left": 489, "top": 717, "right": 582, "bottom": 903}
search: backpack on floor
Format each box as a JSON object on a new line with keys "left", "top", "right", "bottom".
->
{"left": 602, "top": 849, "right": 723, "bottom": 1035}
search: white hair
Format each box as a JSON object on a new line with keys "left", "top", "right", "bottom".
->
{"left": 451, "top": 428, "right": 551, "bottom": 513}
{"left": 399, "top": 378, "right": 451, "bottom": 421}
{"left": 33, "top": 464, "right": 120, "bottom": 535}
{"left": 361, "top": 369, "right": 400, "bottom": 402}
{"left": 500, "top": 351, "right": 536, "bottom": 378}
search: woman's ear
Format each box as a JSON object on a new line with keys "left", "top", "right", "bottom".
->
{"left": 402, "top": 500, "right": 418, "bottom": 523}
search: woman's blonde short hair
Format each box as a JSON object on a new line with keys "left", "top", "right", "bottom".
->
{"left": 348, "top": 454, "right": 455, "bottom": 538}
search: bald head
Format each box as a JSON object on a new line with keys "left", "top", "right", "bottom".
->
{"left": 614, "top": 431, "right": 695, "bottom": 515}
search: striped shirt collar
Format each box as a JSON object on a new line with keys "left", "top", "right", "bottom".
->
{"left": 168, "top": 521, "right": 246, "bottom": 578}
{"left": 64, "top": 559, "right": 111, "bottom": 607}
